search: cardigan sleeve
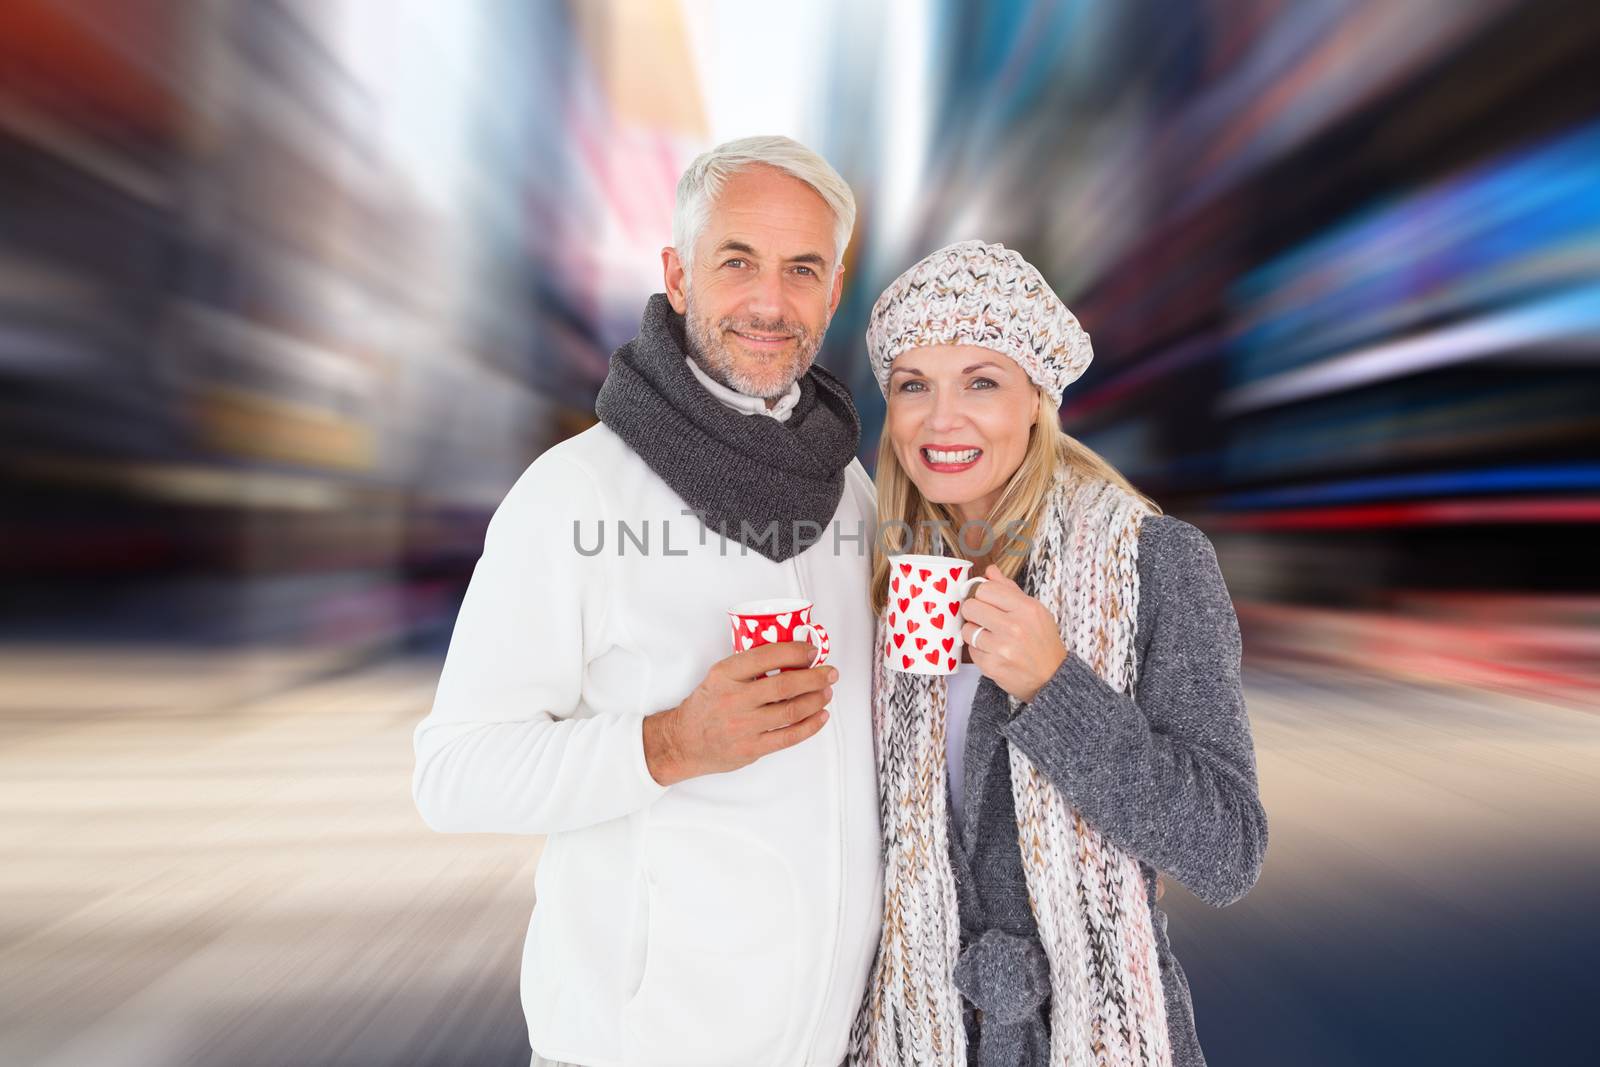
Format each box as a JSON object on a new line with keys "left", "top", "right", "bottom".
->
{"left": 1001, "top": 516, "right": 1267, "bottom": 906}
{"left": 411, "top": 451, "right": 668, "bottom": 836}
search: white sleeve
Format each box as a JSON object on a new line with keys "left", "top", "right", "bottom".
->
{"left": 412, "top": 451, "right": 668, "bottom": 835}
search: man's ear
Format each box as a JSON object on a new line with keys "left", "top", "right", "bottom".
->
{"left": 662, "top": 247, "right": 689, "bottom": 313}
{"left": 827, "top": 264, "right": 845, "bottom": 317}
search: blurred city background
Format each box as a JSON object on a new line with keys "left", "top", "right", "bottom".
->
{"left": 2, "top": 0, "right": 1597, "bottom": 1064}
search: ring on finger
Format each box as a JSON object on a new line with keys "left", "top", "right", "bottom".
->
{"left": 969, "top": 625, "right": 985, "bottom": 651}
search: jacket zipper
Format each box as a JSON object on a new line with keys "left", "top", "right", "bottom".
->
{"left": 794, "top": 552, "right": 847, "bottom": 1066}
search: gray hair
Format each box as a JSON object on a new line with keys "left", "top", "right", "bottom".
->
{"left": 673, "top": 135, "right": 856, "bottom": 272}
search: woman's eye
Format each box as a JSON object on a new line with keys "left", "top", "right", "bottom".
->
{"left": 971, "top": 377, "right": 997, "bottom": 389}
{"left": 897, "top": 380, "right": 926, "bottom": 393}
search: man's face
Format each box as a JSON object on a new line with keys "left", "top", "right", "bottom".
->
{"left": 663, "top": 165, "right": 845, "bottom": 400}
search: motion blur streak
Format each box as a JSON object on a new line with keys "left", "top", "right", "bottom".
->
{"left": 2, "top": 1, "right": 1596, "bottom": 1065}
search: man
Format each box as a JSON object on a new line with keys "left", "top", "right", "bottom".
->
{"left": 412, "top": 136, "right": 881, "bottom": 1067}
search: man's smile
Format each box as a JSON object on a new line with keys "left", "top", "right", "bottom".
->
{"left": 729, "top": 328, "right": 795, "bottom": 350}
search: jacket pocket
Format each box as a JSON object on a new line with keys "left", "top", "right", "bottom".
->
{"left": 621, "top": 824, "right": 798, "bottom": 1066}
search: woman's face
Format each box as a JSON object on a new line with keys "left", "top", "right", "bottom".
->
{"left": 885, "top": 344, "right": 1041, "bottom": 522}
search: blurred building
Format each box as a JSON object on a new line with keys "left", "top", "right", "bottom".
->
{"left": 1, "top": 0, "right": 570, "bottom": 652}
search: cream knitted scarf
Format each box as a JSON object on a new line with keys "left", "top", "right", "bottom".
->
{"left": 852, "top": 470, "right": 1171, "bottom": 1066}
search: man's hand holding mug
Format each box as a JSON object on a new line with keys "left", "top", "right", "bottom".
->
{"left": 643, "top": 597, "right": 835, "bottom": 786}
{"left": 644, "top": 642, "right": 835, "bottom": 786}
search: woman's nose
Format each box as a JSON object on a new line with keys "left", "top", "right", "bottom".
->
{"left": 927, "top": 387, "right": 963, "bottom": 429}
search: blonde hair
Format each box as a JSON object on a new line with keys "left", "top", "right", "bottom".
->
{"left": 869, "top": 390, "right": 1162, "bottom": 615}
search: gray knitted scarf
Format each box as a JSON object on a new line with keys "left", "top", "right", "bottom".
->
{"left": 594, "top": 294, "right": 862, "bottom": 563}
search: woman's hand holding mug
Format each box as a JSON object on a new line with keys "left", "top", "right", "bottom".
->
{"left": 959, "top": 565, "right": 1068, "bottom": 704}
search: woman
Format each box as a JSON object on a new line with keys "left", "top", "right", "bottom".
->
{"left": 851, "top": 241, "right": 1267, "bottom": 1066}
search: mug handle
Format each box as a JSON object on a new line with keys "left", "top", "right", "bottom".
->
{"left": 952, "top": 576, "right": 987, "bottom": 629}
{"left": 800, "top": 621, "right": 830, "bottom": 669}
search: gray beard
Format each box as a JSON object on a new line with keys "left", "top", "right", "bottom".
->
{"left": 684, "top": 295, "right": 826, "bottom": 400}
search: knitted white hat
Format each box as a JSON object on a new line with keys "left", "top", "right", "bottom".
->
{"left": 865, "top": 239, "right": 1093, "bottom": 407}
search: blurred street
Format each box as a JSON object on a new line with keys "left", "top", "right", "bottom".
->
{"left": 2, "top": 651, "right": 1596, "bottom": 1066}
{"left": 0, "top": 650, "right": 538, "bottom": 1067}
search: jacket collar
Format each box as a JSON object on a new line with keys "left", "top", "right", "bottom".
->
{"left": 684, "top": 357, "right": 801, "bottom": 422}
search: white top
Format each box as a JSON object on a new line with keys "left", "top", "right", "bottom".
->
{"left": 413, "top": 414, "right": 881, "bottom": 1063}
{"left": 945, "top": 661, "right": 984, "bottom": 841}
{"left": 685, "top": 356, "right": 802, "bottom": 421}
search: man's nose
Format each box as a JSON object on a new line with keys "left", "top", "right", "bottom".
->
{"left": 743, "top": 269, "right": 783, "bottom": 320}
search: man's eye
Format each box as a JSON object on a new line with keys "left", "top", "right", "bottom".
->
{"left": 793, "top": 265, "right": 816, "bottom": 277}
{"left": 724, "top": 258, "right": 746, "bottom": 268}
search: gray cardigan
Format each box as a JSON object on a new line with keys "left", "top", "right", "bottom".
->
{"left": 948, "top": 515, "right": 1267, "bottom": 1066}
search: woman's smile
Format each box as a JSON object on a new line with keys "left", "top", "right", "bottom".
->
{"left": 919, "top": 444, "right": 985, "bottom": 473}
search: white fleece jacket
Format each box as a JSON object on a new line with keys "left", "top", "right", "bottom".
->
{"left": 412, "top": 391, "right": 882, "bottom": 1066}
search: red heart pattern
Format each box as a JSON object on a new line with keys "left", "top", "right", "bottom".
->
{"left": 882, "top": 559, "right": 982, "bottom": 676}
{"left": 729, "top": 603, "right": 828, "bottom": 671}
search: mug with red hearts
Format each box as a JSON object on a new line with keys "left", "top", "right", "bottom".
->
{"left": 728, "top": 597, "right": 831, "bottom": 671}
{"left": 884, "top": 554, "right": 988, "bottom": 675}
